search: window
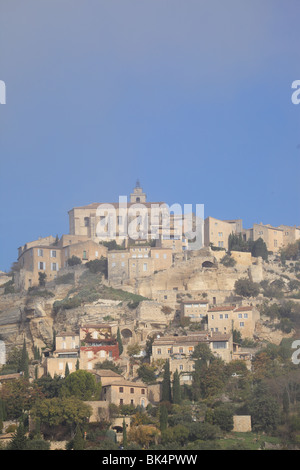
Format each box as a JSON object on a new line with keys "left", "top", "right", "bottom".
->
{"left": 38, "top": 249, "right": 43, "bottom": 257}
{"left": 163, "top": 254, "right": 167, "bottom": 259}
{"left": 121, "top": 262, "right": 125, "bottom": 267}
{"left": 83, "top": 250, "right": 87, "bottom": 259}
{"left": 141, "top": 389, "right": 145, "bottom": 395}
{"left": 120, "top": 399, "right": 123, "bottom": 405}
{"left": 212, "top": 341, "right": 227, "bottom": 349}
{"left": 38, "top": 261, "right": 45, "bottom": 270}
{"left": 218, "top": 241, "right": 224, "bottom": 247}
{"left": 240, "top": 322, "right": 244, "bottom": 327}
{"left": 112, "top": 262, "right": 116, "bottom": 267}
{"left": 50, "top": 250, "right": 56, "bottom": 258}
{"left": 119, "top": 387, "right": 124, "bottom": 393}
{"left": 274, "top": 240, "right": 278, "bottom": 247}
{"left": 155, "top": 253, "right": 159, "bottom": 258}
{"left": 51, "top": 262, "right": 57, "bottom": 271}
{"left": 143, "top": 263, "right": 148, "bottom": 271}
{"left": 95, "top": 251, "right": 98, "bottom": 257}
{"left": 130, "top": 388, "right": 134, "bottom": 394}
{"left": 220, "top": 314, "right": 223, "bottom": 319}
{"left": 157, "top": 349, "right": 161, "bottom": 355}
{"left": 218, "top": 232, "right": 223, "bottom": 237}
{"left": 88, "top": 351, "right": 93, "bottom": 358}
{"left": 244, "top": 313, "right": 248, "bottom": 318}
{"left": 225, "top": 314, "right": 229, "bottom": 319}
{"left": 238, "top": 314, "right": 242, "bottom": 318}
{"left": 84, "top": 217, "right": 89, "bottom": 227}
{"left": 167, "top": 348, "right": 172, "bottom": 354}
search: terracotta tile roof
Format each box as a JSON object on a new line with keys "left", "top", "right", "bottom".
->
{"left": 208, "top": 306, "right": 235, "bottom": 312}
{"left": 103, "top": 380, "right": 147, "bottom": 388}
{"left": 234, "top": 306, "right": 253, "bottom": 312}
{"left": 94, "top": 369, "right": 122, "bottom": 377}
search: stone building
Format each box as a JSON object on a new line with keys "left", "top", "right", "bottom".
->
{"left": 207, "top": 305, "right": 259, "bottom": 338}
{"left": 101, "top": 380, "right": 148, "bottom": 408}
{"left": 15, "top": 234, "right": 107, "bottom": 290}
{"left": 79, "top": 324, "right": 119, "bottom": 371}
{"left": 46, "top": 325, "right": 119, "bottom": 377}
{"left": 68, "top": 182, "right": 188, "bottom": 251}
{"left": 108, "top": 246, "right": 173, "bottom": 284}
{"left": 151, "top": 331, "right": 233, "bottom": 365}
{"left": 180, "top": 300, "right": 209, "bottom": 323}
{"left": 204, "top": 217, "right": 243, "bottom": 250}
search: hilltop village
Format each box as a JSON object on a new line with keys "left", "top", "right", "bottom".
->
{"left": 0, "top": 183, "right": 300, "bottom": 450}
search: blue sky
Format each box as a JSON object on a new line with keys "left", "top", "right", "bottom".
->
{"left": 0, "top": 0, "right": 299, "bottom": 272}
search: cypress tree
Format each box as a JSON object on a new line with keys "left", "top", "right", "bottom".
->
{"left": 72, "top": 426, "right": 85, "bottom": 450}
{"left": 20, "top": 338, "right": 29, "bottom": 379}
{"left": 117, "top": 327, "right": 123, "bottom": 356}
{"left": 159, "top": 404, "right": 168, "bottom": 432}
{"left": 172, "top": 369, "right": 181, "bottom": 404}
{"left": 162, "top": 359, "right": 172, "bottom": 402}
{"left": 8, "top": 422, "right": 28, "bottom": 450}
{"left": 65, "top": 362, "right": 70, "bottom": 377}
{"left": 122, "top": 418, "right": 127, "bottom": 447}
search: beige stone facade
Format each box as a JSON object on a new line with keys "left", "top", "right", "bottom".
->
{"left": 204, "top": 217, "right": 243, "bottom": 250}
{"left": 101, "top": 380, "right": 148, "bottom": 407}
{"left": 68, "top": 183, "right": 188, "bottom": 252}
{"left": 233, "top": 415, "right": 252, "bottom": 432}
{"left": 207, "top": 305, "right": 259, "bottom": 338}
{"left": 108, "top": 246, "right": 173, "bottom": 284}
{"left": 15, "top": 235, "right": 107, "bottom": 290}
{"left": 151, "top": 331, "right": 233, "bottom": 364}
{"left": 244, "top": 223, "right": 284, "bottom": 253}
{"left": 180, "top": 300, "right": 209, "bottom": 322}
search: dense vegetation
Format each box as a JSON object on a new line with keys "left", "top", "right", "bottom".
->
{"left": 1, "top": 333, "right": 300, "bottom": 450}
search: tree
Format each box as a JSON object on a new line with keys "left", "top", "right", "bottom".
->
{"left": 65, "top": 362, "right": 70, "bottom": 377}
{"left": 228, "top": 233, "right": 248, "bottom": 252}
{"left": 60, "top": 370, "right": 101, "bottom": 400}
{"left": 127, "top": 343, "right": 141, "bottom": 357}
{"left": 248, "top": 383, "right": 280, "bottom": 432}
{"left": 67, "top": 256, "right": 82, "bottom": 266}
{"left": 117, "top": 327, "right": 123, "bottom": 356}
{"left": 220, "top": 254, "right": 236, "bottom": 267}
{"left": 85, "top": 257, "right": 108, "bottom": 277}
{"left": 122, "top": 418, "right": 127, "bottom": 447}
{"left": 213, "top": 405, "right": 234, "bottom": 432}
{"left": 234, "top": 278, "right": 260, "bottom": 298}
{"left": 162, "top": 360, "right": 172, "bottom": 402}
{"left": 159, "top": 404, "right": 168, "bottom": 432}
{"left": 248, "top": 237, "right": 268, "bottom": 260}
{"left": 172, "top": 370, "right": 181, "bottom": 404}
{"left": 7, "top": 421, "right": 28, "bottom": 450}
{"left": 38, "top": 271, "right": 47, "bottom": 287}
{"left": 72, "top": 425, "right": 85, "bottom": 450}
{"left": 31, "top": 396, "right": 92, "bottom": 435}
{"left": 128, "top": 425, "right": 160, "bottom": 449}
{"left": 137, "top": 364, "right": 157, "bottom": 384}
{"left": 20, "top": 338, "right": 29, "bottom": 379}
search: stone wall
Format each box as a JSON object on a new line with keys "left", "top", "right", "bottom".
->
{"left": 233, "top": 415, "right": 252, "bottom": 432}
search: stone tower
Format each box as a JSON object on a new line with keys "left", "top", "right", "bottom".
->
{"left": 130, "top": 180, "right": 147, "bottom": 204}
